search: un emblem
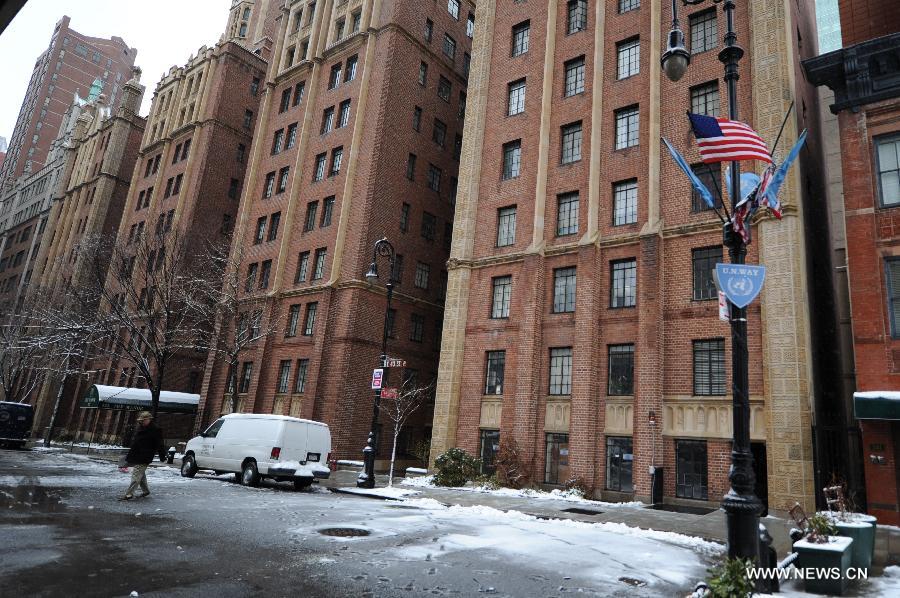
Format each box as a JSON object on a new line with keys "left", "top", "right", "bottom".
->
{"left": 715, "top": 264, "right": 766, "bottom": 309}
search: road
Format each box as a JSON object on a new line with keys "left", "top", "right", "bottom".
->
{"left": 0, "top": 448, "right": 716, "bottom": 597}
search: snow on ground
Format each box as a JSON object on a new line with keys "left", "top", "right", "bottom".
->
{"left": 400, "top": 474, "right": 645, "bottom": 508}
{"left": 339, "top": 486, "right": 421, "bottom": 500}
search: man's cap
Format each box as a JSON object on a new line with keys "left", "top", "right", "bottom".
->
{"left": 137, "top": 411, "right": 153, "bottom": 420}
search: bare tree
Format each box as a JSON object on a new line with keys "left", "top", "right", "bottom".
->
{"left": 380, "top": 377, "right": 435, "bottom": 487}
{"left": 66, "top": 230, "right": 217, "bottom": 417}
{"left": 196, "top": 240, "right": 279, "bottom": 414}
{"left": 0, "top": 303, "right": 50, "bottom": 404}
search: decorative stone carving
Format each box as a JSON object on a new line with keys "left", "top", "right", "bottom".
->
{"left": 545, "top": 400, "right": 570, "bottom": 432}
{"left": 662, "top": 396, "right": 766, "bottom": 440}
{"left": 605, "top": 400, "right": 634, "bottom": 434}
{"left": 480, "top": 399, "right": 502, "bottom": 429}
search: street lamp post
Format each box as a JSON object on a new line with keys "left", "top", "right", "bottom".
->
{"left": 357, "top": 237, "right": 396, "bottom": 489}
{"left": 662, "top": 0, "right": 762, "bottom": 562}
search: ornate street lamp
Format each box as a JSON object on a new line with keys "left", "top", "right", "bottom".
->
{"left": 357, "top": 237, "right": 396, "bottom": 488}
{"left": 662, "top": 0, "right": 762, "bottom": 563}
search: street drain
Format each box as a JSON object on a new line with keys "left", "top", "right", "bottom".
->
{"left": 618, "top": 577, "right": 647, "bottom": 587}
{"left": 561, "top": 507, "right": 604, "bottom": 516}
{"left": 318, "top": 527, "right": 371, "bottom": 537}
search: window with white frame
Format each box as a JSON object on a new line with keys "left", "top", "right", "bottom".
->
{"left": 502, "top": 140, "right": 522, "bottom": 179}
{"left": 497, "top": 206, "right": 517, "bottom": 247}
{"left": 690, "top": 81, "right": 720, "bottom": 116}
{"left": 690, "top": 9, "right": 717, "bottom": 54}
{"left": 512, "top": 21, "right": 530, "bottom": 57}
{"left": 491, "top": 275, "right": 512, "bottom": 318}
{"left": 508, "top": 79, "right": 526, "bottom": 115}
{"left": 567, "top": 0, "right": 587, "bottom": 34}
{"left": 613, "top": 179, "right": 638, "bottom": 225}
{"left": 619, "top": 0, "right": 640, "bottom": 13}
{"left": 557, "top": 192, "right": 579, "bottom": 236}
{"left": 615, "top": 106, "right": 639, "bottom": 149}
{"left": 617, "top": 38, "right": 640, "bottom": 79}
{"left": 447, "top": 0, "right": 459, "bottom": 19}
{"left": 876, "top": 134, "right": 900, "bottom": 206}
{"left": 561, "top": 122, "right": 582, "bottom": 163}
{"left": 564, "top": 56, "right": 585, "bottom": 97}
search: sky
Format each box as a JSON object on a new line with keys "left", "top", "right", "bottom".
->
{"left": 0, "top": 0, "right": 233, "bottom": 141}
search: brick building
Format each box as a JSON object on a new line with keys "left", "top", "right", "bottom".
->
{"left": 61, "top": 37, "right": 268, "bottom": 444}
{"left": 804, "top": 4, "right": 900, "bottom": 525}
{"left": 21, "top": 70, "right": 147, "bottom": 436}
{"left": 198, "top": 0, "right": 475, "bottom": 466}
{"left": 432, "top": 0, "right": 836, "bottom": 513}
{"left": 0, "top": 16, "right": 135, "bottom": 186}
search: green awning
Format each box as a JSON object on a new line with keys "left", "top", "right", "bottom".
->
{"left": 80, "top": 385, "right": 199, "bottom": 414}
{"left": 854, "top": 392, "right": 900, "bottom": 420}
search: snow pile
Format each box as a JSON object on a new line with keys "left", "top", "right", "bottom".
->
{"left": 400, "top": 474, "right": 644, "bottom": 508}
{"left": 340, "top": 486, "right": 421, "bottom": 500}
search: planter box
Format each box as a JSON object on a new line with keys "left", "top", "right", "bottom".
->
{"left": 794, "top": 536, "right": 853, "bottom": 595}
{"left": 823, "top": 511, "right": 877, "bottom": 569}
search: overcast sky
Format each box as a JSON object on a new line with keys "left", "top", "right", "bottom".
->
{"left": 0, "top": 0, "right": 233, "bottom": 141}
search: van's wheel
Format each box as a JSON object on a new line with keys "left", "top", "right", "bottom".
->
{"left": 180, "top": 454, "right": 198, "bottom": 478}
{"left": 293, "top": 478, "right": 313, "bottom": 491}
{"left": 241, "top": 461, "right": 260, "bottom": 487}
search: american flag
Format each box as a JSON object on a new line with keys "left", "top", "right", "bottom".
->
{"left": 688, "top": 113, "right": 772, "bottom": 164}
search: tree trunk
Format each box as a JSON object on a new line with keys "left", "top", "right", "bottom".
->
{"left": 230, "top": 358, "right": 239, "bottom": 413}
{"left": 388, "top": 429, "right": 399, "bottom": 488}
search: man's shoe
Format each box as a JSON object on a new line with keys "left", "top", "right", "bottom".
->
{"left": 117, "top": 495, "right": 133, "bottom": 501}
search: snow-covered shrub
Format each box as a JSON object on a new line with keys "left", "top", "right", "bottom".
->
{"left": 705, "top": 557, "right": 754, "bottom": 598}
{"left": 494, "top": 438, "right": 528, "bottom": 489}
{"left": 433, "top": 448, "right": 480, "bottom": 487}
{"left": 564, "top": 475, "right": 594, "bottom": 499}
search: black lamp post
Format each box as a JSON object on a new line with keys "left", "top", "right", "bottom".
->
{"left": 357, "top": 236, "right": 396, "bottom": 489}
{"left": 662, "top": 0, "right": 762, "bottom": 562}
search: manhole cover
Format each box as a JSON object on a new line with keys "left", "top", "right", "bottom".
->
{"left": 561, "top": 507, "right": 604, "bottom": 516}
{"left": 618, "top": 577, "right": 647, "bottom": 587}
{"left": 318, "top": 527, "right": 371, "bottom": 537}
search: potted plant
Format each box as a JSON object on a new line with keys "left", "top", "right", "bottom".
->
{"left": 793, "top": 512, "right": 854, "bottom": 595}
{"left": 820, "top": 484, "right": 877, "bottom": 569}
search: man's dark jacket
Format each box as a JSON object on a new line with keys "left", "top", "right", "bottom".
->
{"left": 126, "top": 422, "right": 165, "bottom": 465}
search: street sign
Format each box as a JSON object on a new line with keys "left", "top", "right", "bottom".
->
{"left": 371, "top": 368, "right": 384, "bottom": 390}
{"left": 384, "top": 358, "right": 406, "bottom": 368}
{"left": 381, "top": 387, "right": 398, "bottom": 399}
{"left": 715, "top": 263, "right": 766, "bottom": 309}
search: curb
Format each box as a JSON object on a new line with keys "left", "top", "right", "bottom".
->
{"left": 328, "top": 487, "right": 405, "bottom": 501}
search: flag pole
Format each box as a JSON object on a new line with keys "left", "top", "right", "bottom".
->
{"left": 769, "top": 101, "right": 795, "bottom": 159}
{"left": 685, "top": 111, "right": 732, "bottom": 221}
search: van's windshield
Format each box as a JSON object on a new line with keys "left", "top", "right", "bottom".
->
{"left": 203, "top": 419, "right": 225, "bottom": 438}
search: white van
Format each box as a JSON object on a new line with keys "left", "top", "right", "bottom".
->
{"left": 181, "top": 414, "right": 331, "bottom": 490}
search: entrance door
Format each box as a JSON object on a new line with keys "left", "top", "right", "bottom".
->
{"left": 751, "top": 442, "right": 768, "bottom": 517}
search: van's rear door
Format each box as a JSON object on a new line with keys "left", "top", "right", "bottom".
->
{"left": 280, "top": 421, "right": 309, "bottom": 465}
{"left": 306, "top": 424, "right": 331, "bottom": 465}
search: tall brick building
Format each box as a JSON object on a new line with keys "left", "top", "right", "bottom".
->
{"left": 0, "top": 16, "right": 136, "bottom": 186}
{"left": 60, "top": 37, "right": 268, "bottom": 444}
{"left": 804, "top": 2, "right": 900, "bottom": 525}
{"left": 198, "top": 0, "right": 475, "bottom": 464}
{"left": 432, "top": 0, "right": 836, "bottom": 513}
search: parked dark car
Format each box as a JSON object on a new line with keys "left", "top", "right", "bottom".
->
{"left": 0, "top": 402, "right": 33, "bottom": 449}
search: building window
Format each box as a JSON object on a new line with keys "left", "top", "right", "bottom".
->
{"left": 607, "top": 344, "right": 634, "bottom": 396}
{"left": 267, "top": 212, "right": 281, "bottom": 241}
{"left": 295, "top": 251, "right": 310, "bottom": 283}
{"left": 552, "top": 267, "right": 577, "bottom": 313}
{"left": 437, "top": 76, "right": 451, "bottom": 102}
{"left": 545, "top": 433, "right": 570, "bottom": 485}
{"left": 345, "top": 55, "right": 358, "bottom": 82}
{"left": 463, "top": 52, "right": 471, "bottom": 78}
{"left": 245, "top": 263, "right": 259, "bottom": 291}
{"left": 413, "top": 106, "right": 422, "bottom": 131}
{"left": 497, "top": 206, "right": 517, "bottom": 247}
{"left": 329, "top": 147, "right": 343, "bottom": 176}
{"left": 485, "top": 350, "right": 505, "bottom": 394}
{"left": 427, "top": 164, "right": 442, "bottom": 192}
{"left": 334, "top": 18, "right": 345, "bottom": 42}
{"left": 432, "top": 119, "right": 447, "bottom": 147}
{"left": 280, "top": 88, "right": 292, "bottom": 113}
{"left": 312, "top": 248, "right": 327, "bottom": 279}
{"left": 549, "top": 347, "right": 572, "bottom": 395}
{"left": 690, "top": 81, "right": 720, "bottom": 117}
{"left": 458, "top": 91, "right": 467, "bottom": 119}
{"left": 293, "top": 82, "right": 305, "bottom": 106}
{"left": 392, "top": 254, "right": 404, "bottom": 283}
{"left": 304, "top": 201, "right": 319, "bottom": 232}
{"left": 692, "top": 246, "right": 722, "bottom": 300}
{"left": 443, "top": 34, "right": 456, "bottom": 61}
{"left": 254, "top": 216, "right": 266, "bottom": 244}
{"left": 425, "top": 18, "right": 433, "bottom": 42}
{"left": 610, "top": 259, "right": 636, "bottom": 308}
{"left": 295, "top": 359, "right": 309, "bottom": 393}
{"left": 560, "top": 122, "right": 582, "bottom": 164}
{"left": 243, "top": 109, "right": 253, "bottom": 129}
{"left": 277, "top": 360, "right": 292, "bottom": 394}
{"left": 512, "top": 21, "right": 530, "bottom": 57}
{"left": 876, "top": 134, "right": 900, "bottom": 207}
{"left": 557, "top": 192, "right": 579, "bottom": 236}
{"left": 328, "top": 63, "right": 342, "bottom": 89}
{"left": 613, "top": 180, "right": 638, "bottom": 226}
{"left": 338, "top": 99, "right": 351, "bottom": 127}
{"left": 676, "top": 440, "right": 708, "bottom": 500}
{"left": 351, "top": 11, "right": 361, "bottom": 32}
{"left": 259, "top": 260, "right": 272, "bottom": 289}
{"left": 502, "top": 140, "right": 521, "bottom": 179}
{"left": 690, "top": 9, "right": 717, "bottom": 54}
{"left": 619, "top": 0, "right": 640, "bottom": 13}
{"left": 508, "top": 79, "right": 526, "bottom": 115}
{"left": 400, "top": 202, "right": 411, "bottom": 232}
{"left": 414, "top": 261, "right": 430, "bottom": 289}
{"left": 480, "top": 430, "right": 500, "bottom": 475}
{"left": 421, "top": 211, "right": 436, "bottom": 241}
{"left": 447, "top": 0, "right": 460, "bottom": 19}
{"left": 481, "top": 274, "right": 510, "bottom": 320}
{"left": 606, "top": 437, "right": 634, "bottom": 492}
{"left": 564, "top": 57, "right": 585, "bottom": 97}
{"left": 616, "top": 38, "right": 640, "bottom": 79}
{"left": 887, "top": 259, "right": 900, "bottom": 337}
{"left": 286, "top": 123, "right": 298, "bottom": 148}
{"left": 239, "top": 362, "right": 253, "bottom": 393}
{"left": 693, "top": 339, "right": 725, "bottom": 395}
{"left": 272, "top": 129, "right": 284, "bottom": 154}
{"left": 410, "top": 313, "right": 425, "bottom": 342}
{"left": 321, "top": 106, "right": 335, "bottom": 134}
{"left": 567, "top": 0, "right": 587, "bottom": 34}
{"left": 691, "top": 163, "right": 722, "bottom": 211}
{"left": 321, "top": 196, "right": 334, "bottom": 227}
{"left": 303, "top": 302, "right": 318, "bottom": 335}
{"left": 277, "top": 167, "right": 290, "bottom": 193}
{"left": 286, "top": 304, "right": 301, "bottom": 337}
{"left": 615, "top": 106, "right": 639, "bottom": 149}
{"left": 314, "top": 153, "right": 327, "bottom": 181}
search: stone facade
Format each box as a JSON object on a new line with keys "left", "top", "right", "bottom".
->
{"left": 433, "top": 0, "right": 828, "bottom": 513}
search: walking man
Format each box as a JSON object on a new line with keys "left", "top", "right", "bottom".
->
{"left": 119, "top": 411, "right": 165, "bottom": 500}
